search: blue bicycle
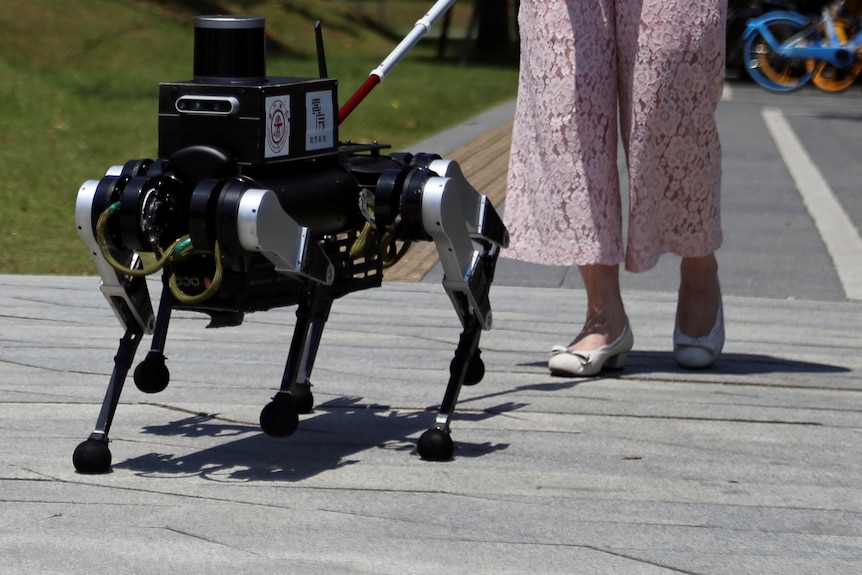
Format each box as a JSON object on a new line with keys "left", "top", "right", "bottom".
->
{"left": 743, "top": 0, "right": 862, "bottom": 91}
{"left": 727, "top": 0, "right": 799, "bottom": 77}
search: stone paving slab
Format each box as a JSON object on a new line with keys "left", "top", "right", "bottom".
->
{"left": 1, "top": 275, "right": 860, "bottom": 574}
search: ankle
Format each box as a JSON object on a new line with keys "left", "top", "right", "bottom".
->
{"left": 680, "top": 255, "right": 718, "bottom": 291}
{"left": 569, "top": 313, "right": 628, "bottom": 350}
{"left": 677, "top": 256, "right": 721, "bottom": 338}
{"left": 574, "top": 263, "right": 627, "bottom": 349}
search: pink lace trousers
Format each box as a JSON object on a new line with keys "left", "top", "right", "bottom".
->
{"left": 504, "top": 0, "right": 725, "bottom": 272}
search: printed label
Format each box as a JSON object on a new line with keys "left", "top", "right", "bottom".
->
{"left": 265, "top": 95, "right": 291, "bottom": 158}
{"left": 306, "top": 90, "right": 334, "bottom": 151}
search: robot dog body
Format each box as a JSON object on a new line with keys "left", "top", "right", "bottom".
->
{"left": 72, "top": 15, "right": 509, "bottom": 473}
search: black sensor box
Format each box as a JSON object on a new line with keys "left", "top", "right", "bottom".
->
{"left": 158, "top": 77, "right": 338, "bottom": 167}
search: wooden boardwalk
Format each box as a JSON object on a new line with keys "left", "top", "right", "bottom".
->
{"left": 383, "top": 120, "right": 513, "bottom": 282}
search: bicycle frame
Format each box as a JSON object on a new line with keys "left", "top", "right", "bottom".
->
{"left": 744, "top": 7, "right": 862, "bottom": 68}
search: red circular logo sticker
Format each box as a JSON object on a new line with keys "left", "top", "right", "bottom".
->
{"left": 268, "top": 99, "right": 288, "bottom": 154}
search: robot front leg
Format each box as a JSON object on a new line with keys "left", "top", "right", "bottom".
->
{"left": 259, "top": 289, "right": 334, "bottom": 438}
{"left": 131, "top": 283, "right": 175, "bottom": 395}
{"left": 72, "top": 327, "right": 144, "bottom": 474}
{"left": 73, "top": 178, "right": 160, "bottom": 473}
{"left": 417, "top": 316, "right": 484, "bottom": 460}
{"left": 392, "top": 158, "right": 509, "bottom": 460}
{"left": 415, "top": 247, "right": 498, "bottom": 460}
{"left": 72, "top": 284, "right": 177, "bottom": 474}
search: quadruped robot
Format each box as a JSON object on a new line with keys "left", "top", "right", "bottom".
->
{"left": 72, "top": 11, "right": 509, "bottom": 473}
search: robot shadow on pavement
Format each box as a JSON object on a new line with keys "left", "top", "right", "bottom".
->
{"left": 72, "top": 13, "right": 509, "bottom": 474}
{"left": 109, "top": 400, "right": 515, "bottom": 482}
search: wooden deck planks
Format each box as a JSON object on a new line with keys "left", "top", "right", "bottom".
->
{"left": 383, "top": 120, "right": 513, "bottom": 282}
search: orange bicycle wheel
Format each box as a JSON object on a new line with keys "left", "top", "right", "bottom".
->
{"left": 809, "top": 18, "right": 862, "bottom": 92}
{"left": 748, "top": 20, "right": 815, "bottom": 90}
{"left": 811, "top": 59, "right": 862, "bottom": 91}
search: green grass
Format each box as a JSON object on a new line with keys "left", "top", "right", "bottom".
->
{"left": 0, "top": 0, "right": 518, "bottom": 275}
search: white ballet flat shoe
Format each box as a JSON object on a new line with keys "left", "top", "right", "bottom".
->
{"left": 673, "top": 300, "right": 724, "bottom": 369}
{"left": 548, "top": 323, "right": 634, "bottom": 377}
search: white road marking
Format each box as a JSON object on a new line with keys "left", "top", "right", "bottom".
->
{"left": 762, "top": 107, "right": 862, "bottom": 300}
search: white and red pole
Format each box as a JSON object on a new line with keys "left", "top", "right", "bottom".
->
{"left": 338, "top": 0, "right": 458, "bottom": 124}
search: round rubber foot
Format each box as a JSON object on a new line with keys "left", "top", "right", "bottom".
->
{"left": 290, "top": 384, "right": 314, "bottom": 414}
{"left": 134, "top": 353, "right": 170, "bottom": 394}
{"left": 73, "top": 438, "right": 112, "bottom": 474}
{"left": 417, "top": 427, "right": 454, "bottom": 461}
{"left": 259, "top": 396, "right": 300, "bottom": 437}
{"left": 451, "top": 351, "right": 484, "bottom": 386}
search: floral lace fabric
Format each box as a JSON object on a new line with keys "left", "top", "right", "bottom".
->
{"left": 504, "top": 0, "right": 726, "bottom": 272}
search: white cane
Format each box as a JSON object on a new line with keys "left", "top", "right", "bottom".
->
{"left": 338, "top": 0, "right": 458, "bottom": 124}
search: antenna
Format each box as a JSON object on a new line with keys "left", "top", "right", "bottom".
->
{"left": 314, "top": 20, "right": 328, "bottom": 79}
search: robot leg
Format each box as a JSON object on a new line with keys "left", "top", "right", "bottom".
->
{"left": 259, "top": 288, "right": 334, "bottom": 437}
{"left": 73, "top": 167, "right": 162, "bottom": 474}
{"left": 394, "top": 158, "right": 509, "bottom": 460}
{"left": 72, "top": 327, "right": 144, "bottom": 474}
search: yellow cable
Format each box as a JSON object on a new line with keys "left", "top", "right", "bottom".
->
{"left": 380, "top": 227, "right": 411, "bottom": 268}
{"left": 349, "top": 221, "right": 378, "bottom": 259}
{"left": 96, "top": 201, "right": 223, "bottom": 304}
{"left": 168, "top": 242, "right": 224, "bottom": 305}
{"left": 96, "top": 203, "right": 184, "bottom": 276}
{"left": 349, "top": 222, "right": 411, "bottom": 268}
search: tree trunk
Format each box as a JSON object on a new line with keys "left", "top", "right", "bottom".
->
{"left": 475, "top": 0, "right": 510, "bottom": 51}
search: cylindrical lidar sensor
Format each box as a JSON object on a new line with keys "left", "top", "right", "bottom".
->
{"left": 193, "top": 16, "right": 266, "bottom": 83}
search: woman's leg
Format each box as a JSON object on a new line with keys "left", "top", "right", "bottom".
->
{"left": 678, "top": 254, "right": 720, "bottom": 337}
{"left": 504, "top": 0, "right": 625, "bottom": 267}
{"left": 675, "top": 252, "right": 724, "bottom": 368}
{"left": 550, "top": 262, "right": 632, "bottom": 376}
{"left": 568, "top": 264, "right": 628, "bottom": 350}
{"left": 618, "top": 0, "right": 726, "bottom": 273}
{"left": 616, "top": 0, "right": 725, "bottom": 362}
